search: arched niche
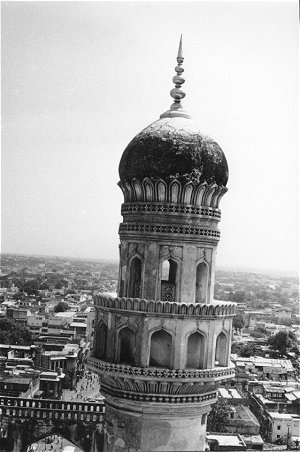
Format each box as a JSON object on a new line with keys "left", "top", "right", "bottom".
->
{"left": 186, "top": 331, "right": 205, "bottom": 369}
{"left": 215, "top": 331, "right": 227, "bottom": 367}
{"left": 119, "top": 327, "right": 136, "bottom": 365}
{"left": 195, "top": 261, "right": 208, "bottom": 303}
{"left": 94, "top": 321, "right": 107, "bottom": 359}
{"left": 128, "top": 256, "right": 142, "bottom": 298}
{"left": 161, "top": 259, "right": 177, "bottom": 302}
{"left": 149, "top": 329, "right": 172, "bottom": 368}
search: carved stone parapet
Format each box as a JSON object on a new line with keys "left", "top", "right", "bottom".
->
{"left": 119, "top": 222, "right": 220, "bottom": 240}
{"left": 87, "top": 356, "right": 235, "bottom": 382}
{"left": 121, "top": 202, "right": 221, "bottom": 219}
{"left": 94, "top": 295, "right": 236, "bottom": 317}
{"left": 87, "top": 357, "right": 235, "bottom": 405}
{"left": 118, "top": 178, "right": 227, "bottom": 208}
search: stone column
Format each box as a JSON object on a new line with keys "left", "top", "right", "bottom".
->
{"left": 181, "top": 245, "right": 196, "bottom": 303}
{"left": 143, "top": 242, "right": 159, "bottom": 300}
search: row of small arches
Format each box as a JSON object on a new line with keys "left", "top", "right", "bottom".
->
{"left": 123, "top": 257, "right": 209, "bottom": 303}
{"left": 93, "top": 323, "right": 228, "bottom": 369}
{"left": 95, "top": 294, "right": 236, "bottom": 316}
{"left": 0, "top": 407, "right": 101, "bottom": 422}
{"left": 0, "top": 398, "right": 103, "bottom": 412}
{"left": 118, "top": 178, "right": 227, "bottom": 208}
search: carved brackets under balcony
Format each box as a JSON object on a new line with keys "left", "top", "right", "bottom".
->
{"left": 118, "top": 178, "right": 227, "bottom": 208}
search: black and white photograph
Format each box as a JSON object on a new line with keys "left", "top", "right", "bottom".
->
{"left": 1, "top": 1, "right": 299, "bottom": 451}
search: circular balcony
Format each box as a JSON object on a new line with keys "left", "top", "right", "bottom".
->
{"left": 87, "top": 355, "right": 235, "bottom": 405}
{"left": 94, "top": 295, "right": 236, "bottom": 318}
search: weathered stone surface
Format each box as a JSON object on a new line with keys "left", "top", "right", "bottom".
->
{"left": 119, "top": 116, "right": 229, "bottom": 186}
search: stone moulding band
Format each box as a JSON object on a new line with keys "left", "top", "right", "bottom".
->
{"left": 87, "top": 356, "right": 236, "bottom": 381}
{"left": 121, "top": 202, "right": 221, "bottom": 219}
{"left": 100, "top": 384, "right": 217, "bottom": 404}
{"left": 94, "top": 295, "right": 236, "bottom": 317}
{"left": 119, "top": 222, "right": 220, "bottom": 238}
{"left": 118, "top": 177, "right": 227, "bottom": 208}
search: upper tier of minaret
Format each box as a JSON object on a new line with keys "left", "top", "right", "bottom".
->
{"left": 119, "top": 36, "right": 228, "bottom": 189}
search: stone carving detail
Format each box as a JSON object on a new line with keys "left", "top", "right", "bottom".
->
{"left": 101, "top": 384, "right": 217, "bottom": 404}
{"left": 160, "top": 245, "right": 183, "bottom": 261}
{"left": 94, "top": 295, "right": 236, "bottom": 317}
{"left": 118, "top": 178, "right": 227, "bottom": 208}
{"left": 161, "top": 282, "right": 176, "bottom": 302}
{"left": 128, "top": 242, "right": 145, "bottom": 258}
{"left": 119, "top": 223, "right": 220, "bottom": 239}
{"left": 87, "top": 356, "right": 235, "bottom": 383}
{"left": 135, "top": 282, "right": 141, "bottom": 298}
{"left": 197, "top": 248, "right": 211, "bottom": 262}
{"left": 121, "top": 203, "right": 221, "bottom": 219}
{"left": 160, "top": 245, "right": 170, "bottom": 259}
{"left": 169, "top": 246, "right": 183, "bottom": 259}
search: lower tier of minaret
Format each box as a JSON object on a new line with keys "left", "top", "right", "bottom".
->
{"left": 102, "top": 393, "right": 213, "bottom": 452}
{"left": 88, "top": 295, "right": 236, "bottom": 451}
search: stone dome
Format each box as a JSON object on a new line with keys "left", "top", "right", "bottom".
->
{"left": 119, "top": 116, "right": 228, "bottom": 186}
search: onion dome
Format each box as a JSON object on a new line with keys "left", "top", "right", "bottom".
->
{"left": 119, "top": 36, "right": 228, "bottom": 187}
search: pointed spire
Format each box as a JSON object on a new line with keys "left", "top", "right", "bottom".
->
{"left": 177, "top": 34, "right": 183, "bottom": 59}
{"left": 160, "top": 35, "right": 191, "bottom": 119}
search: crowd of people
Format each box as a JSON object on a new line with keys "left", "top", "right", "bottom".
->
{"left": 63, "top": 370, "right": 101, "bottom": 402}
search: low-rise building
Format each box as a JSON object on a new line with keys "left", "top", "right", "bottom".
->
{"left": 231, "top": 355, "right": 295, "bottom": 381}
{"left": 6, "top": 307, "right": 28, "bottom": 327}
{"left": 206, "top": 433, "right": 246, "bottom": 451}
{"left": 266, "top": 412, "right": 300, "bottom": 443}
{"left": 0, "top": 374, "right": 39, "bottom": 398}
{"left": 39, "top": 370, "right": 64, "bottom": 399}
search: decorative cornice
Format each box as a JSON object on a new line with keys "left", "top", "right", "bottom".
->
{"left": 87, "top": 356, "right": 236, "bottom": 382}
{"left": 94, "top": 295, "right": 236, "bottom": 317}
{"left": 121, "top": 202, "right": 221, "bottom": 219}
{"left": 100, "top": 384, "right": 217, "bottom": 404}
{"left": 118, "top": 178, "right": 227, "bottom": 207}
{"left": 119, "top": 222, "right": 220, "bottom": 239}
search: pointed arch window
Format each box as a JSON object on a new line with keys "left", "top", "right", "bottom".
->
{"left": 186, "top": 331, "right": 205, "bottom": 369}
{"left": 195, "top": 262, "right": 208, "bottom": 303}
{"left": 215, "top": 332, "right": 227, "bottom": 367}
{"left": 149, "top": 329, "right": 172, "bottom": 368}
{"left": 94, "top": 321, "right": 107, "bottom": 359}
{"left": 128, "top": 257, "right": 142, "bottom": 298}
{"left": 119, "top": 327, "right": 136, "bottom": 365}
{"left": 161, "top": 259, "right": 177, "bottom": 302}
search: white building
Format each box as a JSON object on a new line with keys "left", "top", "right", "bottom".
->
{"left": 267, "top": 412, "right": 300, "bottom": 443}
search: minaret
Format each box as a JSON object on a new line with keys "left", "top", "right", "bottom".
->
{"left": 88, "top": 38, "right": 236, "bottom": 452}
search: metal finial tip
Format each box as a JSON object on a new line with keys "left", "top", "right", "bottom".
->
{"left": 160, "top": 35, "right": 190, "bottom": 119}
{"left": 177, "top": 34, "right": 183, "bottom": 60}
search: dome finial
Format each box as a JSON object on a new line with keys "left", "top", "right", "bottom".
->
{"left": 160, "top": 35, "right": 191, "bottom": 119}
{"left": 177, "top": 33, "right": 183, "bottom": 59}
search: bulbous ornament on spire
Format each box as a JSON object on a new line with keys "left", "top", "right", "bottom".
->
{"left": 160, "top": 35, "right": 191, "bottom": 119}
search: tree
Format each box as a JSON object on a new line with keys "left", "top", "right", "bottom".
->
{"left": 240, "top": 342, "right": 256, "bottom": 357}
{"left": 232, "top": 313, "right": 245, "bottom": 332}
{"left": 230, "top": 291, "right": 247, "bottom": 303}
{"left": 231, "top": 341, "right": 256, "bottom": 357}
{"left": 250, "top": 327, "right": 267, "bottom": 339}
{"left": 53, "top": 301, "right": 69, "bottom": 313}
{"left": 0, "top": 318, "right": 32, "bottom": 345}
{"left": 207, "top": 399, "right": 232, "bottom": 432}
{"left": 268, "top": 330, "right": 298, "bottom": 356}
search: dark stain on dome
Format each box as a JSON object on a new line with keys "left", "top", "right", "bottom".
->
{"left": 119, "top": 117, "right": 229, "bottom": 186}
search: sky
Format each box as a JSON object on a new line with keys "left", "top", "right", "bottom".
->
{"left": 1, "top": 1, "right": 299, "bottom": 274}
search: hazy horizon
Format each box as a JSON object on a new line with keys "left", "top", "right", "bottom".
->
{"left": 1, "top": 251, "right": 298, "bottom": 278}
{"left": 2, "top": 1, "right": 299, "bottom": 273}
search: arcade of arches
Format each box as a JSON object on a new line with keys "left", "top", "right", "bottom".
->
{"left": 93, "top": 322, "right": 229, "bottom": 370}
